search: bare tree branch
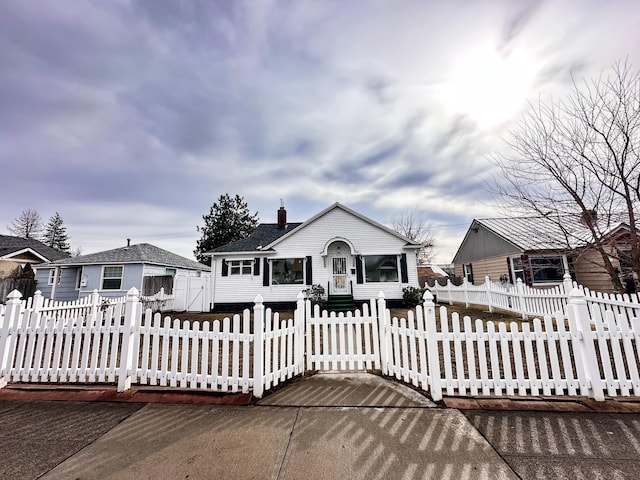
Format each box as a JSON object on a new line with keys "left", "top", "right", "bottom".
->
{"left": 488, "top": 61, "right": 640, "bottom": 292}
{"left": 391, "top": 210, "right": 436, "bottom": 265}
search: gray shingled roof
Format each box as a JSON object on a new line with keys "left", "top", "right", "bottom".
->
{"left": 0, "top": 235, "right": 70, "bottom": 261}
{"left": 46, "top": 243, "right": 208, "bottom": 270}
{"left": 208, "top": 223, "right": 303, "bottom": 254}
{"left": 477, "top": 215, "right": 628, "bottom": 251}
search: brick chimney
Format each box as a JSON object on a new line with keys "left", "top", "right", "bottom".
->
{"left": 277, "top": 200, "right": 287, "bottom": 229}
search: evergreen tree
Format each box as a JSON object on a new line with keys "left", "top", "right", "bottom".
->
{"left": 8, "top": 209, "right": 43, "bottom": 239}
{"left": 195, "top": 194, "right": 259, "bottom": 265}
{"left": 43, "top": 212, "right": 71, "bottom": 252}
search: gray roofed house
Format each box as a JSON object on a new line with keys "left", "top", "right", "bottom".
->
{"left": 207, "top": 202, "right": 422, "bottom": 310}
{"left": 452, "top": 215, "right": 635, "bottom": 293}
{"left": 0, "top": 234, "right": 70, "bottom": 265}
{"left": 36, "top": 242, "right": 208, "bottom": 301}
{"left": 1, "top": 235, "right": 71, "bottom": 301}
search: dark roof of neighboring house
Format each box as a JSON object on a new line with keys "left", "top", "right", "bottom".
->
{"left": 0, "top": 235, "right": 70, "bottom": 262}
{"left": 45, "top": 243, "right": 208, "bottom": 270}
{"left": 209, "top": 223, "right": 304, "bottom": 254}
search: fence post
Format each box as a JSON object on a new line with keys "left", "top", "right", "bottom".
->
{"left": 562, "top": 273, "right": 573, "bottom": 296}
{"left": 117, "top": 287, "right": 140, "bottom": 392}
{"left": 90, "top": 289, "right": 100, "bottom": 323}
{"left": 516, "top": 278, "right": 527, "bottom": 320}
{"left": 447, "top": 278, "right": 453, "bottom": 306}
{"left": 485, "top": 276, "right": 494, "bottom": 313}
{"left": 377, "top": 292, "right": 388, "bottom": 376}
{"left": 253, "top": 295, "right": 265, "bottom": 398}
{"left": 423, "top": 290, "right": 442, "bottom": 401}
{"left": 32, "top": 290, "right": 44, "bottom": 313}
{"left": 1, "top": 290, "right": 23, "bottom": 388}
{"left": 567, "top": 288, "right": 604, "bottom": 401}
{"left": 295, "top": 292, "right": 305, "bottom": 375}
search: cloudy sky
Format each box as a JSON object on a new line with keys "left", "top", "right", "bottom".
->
{"left": 2, "top": 0, "right": 639, "bottom": 263}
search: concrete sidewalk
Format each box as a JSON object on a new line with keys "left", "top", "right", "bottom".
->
{"left": 2, "top": 374, "right": 639, "bottom": 479}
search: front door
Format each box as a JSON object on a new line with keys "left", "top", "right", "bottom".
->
{"left": 332, "top": 257, "right": 348, "bottom": 294}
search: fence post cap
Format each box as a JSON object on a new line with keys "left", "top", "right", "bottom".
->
{"left": 297, "top": 291, "right": 305, "bottom": 300}
{"left": 568, "top": 287, "right": 586, "bottom": 302}
{"left": 563, "top": 273, "right": 572, "bottom": 280}
{"left": 516, "top": 277, "right": 523, "bottom": 284}
{"left": 377, "top": 291, "right": 385, "bottom": 300}
{"left": 126, "top": 287, "right": 139, "bottom": 298}
{"left": 34, "top": 290, "right": 42, "bottom": 296}
{"left": 422, "top": 290, "right": 434, "bottom": 302}
{"left": 7, "top": 289, "right": 22, "bottom": 301}
{"left": 254, "top": 294, "right": 264, "bottom": 305}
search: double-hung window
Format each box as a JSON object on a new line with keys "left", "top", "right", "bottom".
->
{"left": 48, "top": 269, "right": 62, "bottom": 285}
{"left": 102, "top": 266, "right": 123, "bottom": 290}
{"left": 230, "top": 260, "right": 253, "bottom": 275}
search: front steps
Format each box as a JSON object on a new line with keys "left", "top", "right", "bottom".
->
{"left": 327, "top": 294, "right": 356, "bottom": 312}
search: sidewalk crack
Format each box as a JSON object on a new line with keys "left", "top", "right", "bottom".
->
{"left": 276, "top": 407, "right": 300, "bottom": 480}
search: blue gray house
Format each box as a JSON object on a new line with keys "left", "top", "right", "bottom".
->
{"left": 35, "top": 241, "right": 208, "bottom": 301}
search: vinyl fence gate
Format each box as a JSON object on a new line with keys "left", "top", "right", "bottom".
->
{"left": 304, "top": 297, "right": 384, "bottom": 373}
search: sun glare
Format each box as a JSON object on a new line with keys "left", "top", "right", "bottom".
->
{"left": 443, "top": 46, "right": 536, "bottom": 127}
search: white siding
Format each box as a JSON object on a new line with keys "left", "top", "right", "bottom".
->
{"left": 213, "top": 207, "right": 419, "bottom": 305}
{"left": 142, "top": 264, "right": 202, "bottom": 277}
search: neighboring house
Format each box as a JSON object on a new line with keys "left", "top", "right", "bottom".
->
{"left": 208, "top": 203, "right": 422, "bottom": 310}
{"left": 1, "top": 235, "right": 70, "bottom": 302}
{"left": 417, "top": 265, "right": 449, "bottom": 287}
{"left": 452, "top": 216, "right": 636, "bottom": 292}
{"left": 0, "top": 234, "right": 70, "bottom": 278}
{"left": 36, "top": 241, "right": 209, "bottom": 301}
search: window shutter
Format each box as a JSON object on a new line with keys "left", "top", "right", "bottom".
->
{"left": 400, "top": 253, "right": 409, "bottom": 283}
{"left": 254, "top": 258, "right": 260, "bottom": 276}
{"left": 221, "top": 259, "right": 228, "bottom": 277}
{"left": 468, "top": 263, "right": 474, "bottom": 284}
{"left": 356, "top": 255, "right": 363, "bottom": 284}
{"left": 506, "top": 257, "right": 513, "bottom": 284}
{"left": 263, "top": 258, "right": 270, "bottom": 286}
{"left": 305, "top": 256, "right": 313, "bottom": 285}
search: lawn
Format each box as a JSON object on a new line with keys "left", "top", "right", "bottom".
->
{"left": 164, "top": 302, "right": 525, "bottom": 326}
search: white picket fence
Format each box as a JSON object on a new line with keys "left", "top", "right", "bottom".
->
{"left": 1, "top": 287, "right": 639, "bottom": 401}
{"left": 431, "top": 274, "right": 640, "bottom": 321}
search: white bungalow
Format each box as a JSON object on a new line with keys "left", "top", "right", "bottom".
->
{"left": 207, "top": 202, "right": 422, "bottom": 310}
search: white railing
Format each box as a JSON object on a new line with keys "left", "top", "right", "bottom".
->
{"left": 2, "top": 287, "right": 639, "bottom": 401}
{"left": 430, "top": 274, "right": 640, "bottom": 320}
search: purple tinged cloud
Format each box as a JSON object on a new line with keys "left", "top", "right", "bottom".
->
{"left": 1, "top": 0, "right": 639, "bottom": 262}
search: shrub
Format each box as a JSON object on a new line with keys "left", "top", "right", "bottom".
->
{"left": 402, "top": 286, "right": 426, "bottom": 307}
{"left": 303, "top": 284, "right": 327, "bottom": 309}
